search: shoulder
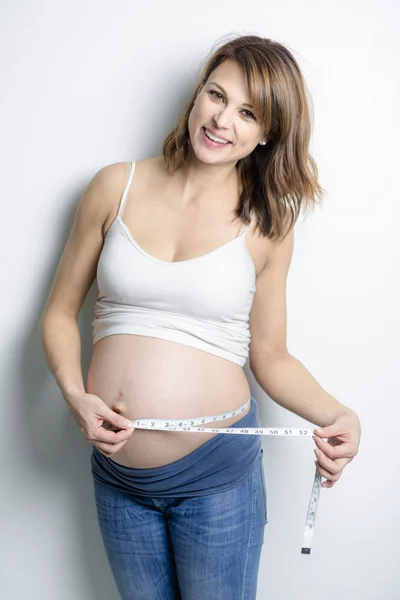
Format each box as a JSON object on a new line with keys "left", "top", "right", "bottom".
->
{"left": 92, "top": 158, "right": 158, "bottom": 228}
{"left": 90, "top": 161, "right": 128, "bottom": 198}
{"left": 95, "top": 157, "right": 158, "bottom": 189}
{"left": 112, "top": 156, "right": 165, "bottom": 188}
{"left": 79, "top": 162, "right": 129, "bottom": 236}
{"left": 78, "top": 161, "right": 126, "bottom": 210}
{"left": 95, "top": 155, "right": 167, "bottom": 206}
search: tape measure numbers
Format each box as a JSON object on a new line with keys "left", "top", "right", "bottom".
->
{"left": 129, "top": 396, "right": 323, "bottom": 554}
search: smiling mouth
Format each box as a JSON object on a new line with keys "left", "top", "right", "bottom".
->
{"left": 202, "top": 127, "right": 232, "bottom": 145}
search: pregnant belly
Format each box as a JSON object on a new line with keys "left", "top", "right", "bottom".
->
{"left": 86, "top": 334, "right": 251, "bottom": 468}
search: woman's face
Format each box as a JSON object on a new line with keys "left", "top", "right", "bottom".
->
{"left": 188, "top": 59, "right": 266, "bottom": 165}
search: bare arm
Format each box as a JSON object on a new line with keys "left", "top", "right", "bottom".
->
{"left": 41, "top": 313, "right": 86, "bottom": 401}
{"left": 249, "top": 226, "right": 357, "bottom": 426}
{"left": 40, "top": 162, "right": 134, "bottom": 455}
{"left": 40, "top": 163, "right": 122, "bottom": 399}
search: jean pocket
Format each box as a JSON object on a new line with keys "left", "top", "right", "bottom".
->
{"left": 258, "top": 449, "right": 268, "bottom": 525}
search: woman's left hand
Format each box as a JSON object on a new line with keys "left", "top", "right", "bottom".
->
{"left": 312, "top": 411, "right": 361, "bottom": 488}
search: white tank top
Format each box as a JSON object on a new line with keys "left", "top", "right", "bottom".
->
{"left": 92, "top": 161, "right": 257, "bottom": 366}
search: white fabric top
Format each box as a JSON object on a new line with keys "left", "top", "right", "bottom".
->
{"left": 92, "top": 161, "right": 257, "bottom": 366}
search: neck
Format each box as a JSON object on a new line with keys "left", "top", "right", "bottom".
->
{"left": 173, "top": 151, "right": 239, "bottom": 210}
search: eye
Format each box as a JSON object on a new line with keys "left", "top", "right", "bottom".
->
{"left": 243, "top": 110, "right": 256, "bottom": 120}
{"left": 208, "top": 90, "right": 256, "bottom": 120}
{"left": 208, "top": 90, "right": 223, "bottom": 100}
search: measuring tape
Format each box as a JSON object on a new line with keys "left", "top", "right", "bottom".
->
{"left": 129, "top": 397, "right": 322, "bottom": 555}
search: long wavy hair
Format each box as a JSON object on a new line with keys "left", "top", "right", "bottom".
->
{"left": 162, "top": 34, "right": 325, "bottom": 241}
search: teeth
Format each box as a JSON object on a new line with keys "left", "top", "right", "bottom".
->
{"left": 204, "top": 128, "right": 229, "bottom": 144}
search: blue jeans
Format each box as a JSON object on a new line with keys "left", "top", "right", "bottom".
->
{"left": 92, "top": 448, "right": 268, "bottom": 599}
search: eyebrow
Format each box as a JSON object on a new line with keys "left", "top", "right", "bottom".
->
{"left": 208, "top": 81, "right": 254, "bottom": 110}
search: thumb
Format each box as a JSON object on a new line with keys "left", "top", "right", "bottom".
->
{"left": 314, "top": 423, "right": 344, "bottom": 438}
{"left": 103, "top": 406, "right": 135, "bottom": 430}
{"left": 314, "top": 425, "right": 336, "bottom": 438}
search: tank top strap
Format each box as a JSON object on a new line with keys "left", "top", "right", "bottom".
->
{"left": 117, "top": 161, "right": 136, "bottom": 219}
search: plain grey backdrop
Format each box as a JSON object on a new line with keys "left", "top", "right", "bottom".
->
{"left": 1, "top": 1, "right": 398, "bottom": 598}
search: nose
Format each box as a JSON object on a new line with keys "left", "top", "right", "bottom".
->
{"left": 213, "top": 107, "right": 234, "bottom": 130}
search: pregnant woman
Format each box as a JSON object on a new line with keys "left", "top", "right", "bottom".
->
{"left": 41, "top": 35, "right": 361, "bottom": 600}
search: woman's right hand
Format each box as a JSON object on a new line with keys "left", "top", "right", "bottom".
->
{"left": 65, "top": 392, "right": 135, "bottom": 456}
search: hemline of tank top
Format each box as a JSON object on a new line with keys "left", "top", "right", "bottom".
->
{"left": 90, "top": 396, "right": 262, "bottom": 498}
{"left": 92, "top": 328, "right": 248, "bottom": 367}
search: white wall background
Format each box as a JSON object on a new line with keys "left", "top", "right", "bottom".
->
{"left": 1, "top": 1, "right": 398, "bottom": 598}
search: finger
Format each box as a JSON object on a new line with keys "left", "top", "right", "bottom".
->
{"left": 315, "top": 460, "right": 332, "bottom": 487}
{"left": 314, "top": 425, "right": 346, "bottom": 439}
{"left": 92, "top": 425, "right": 134, "bottom": 444}
{"left": 313, "top": 437, "right": 355, "bottom": 460}
{"left": 322, "top": 480, "right": 335, "bottom": 488}
{"left": 321, "top": 453, "right": 351, "bottom": 474}
{"left": 101, "top": 421, "right": 134, "bottom": 434}
{"left": 96, "top": 439, "right": 129, "bottom": 457}
{"left": 328, "top": 442, "right": 358, "bottom": 459}
{"left": 315, "top": 460, "right": 342, "bottom": 483}
{"left": 314, "top": 449, "right": 347, "bottom": 476}
{"left": 100, "top": 408, "right": 134, "bottom": 430}
{"left": 314, "top": 460, "right": 335, "bottom": 487}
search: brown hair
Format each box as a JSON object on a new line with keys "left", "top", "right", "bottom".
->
{"left": 162, "top": 34, "right": 325, "bottom": 241}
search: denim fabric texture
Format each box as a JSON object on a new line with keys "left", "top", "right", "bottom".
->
{"left": 93, "top": 449, "right": 267, "bottom": 599}
{"left": 91, "top": 397, "right": 268, "bottom": 599}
